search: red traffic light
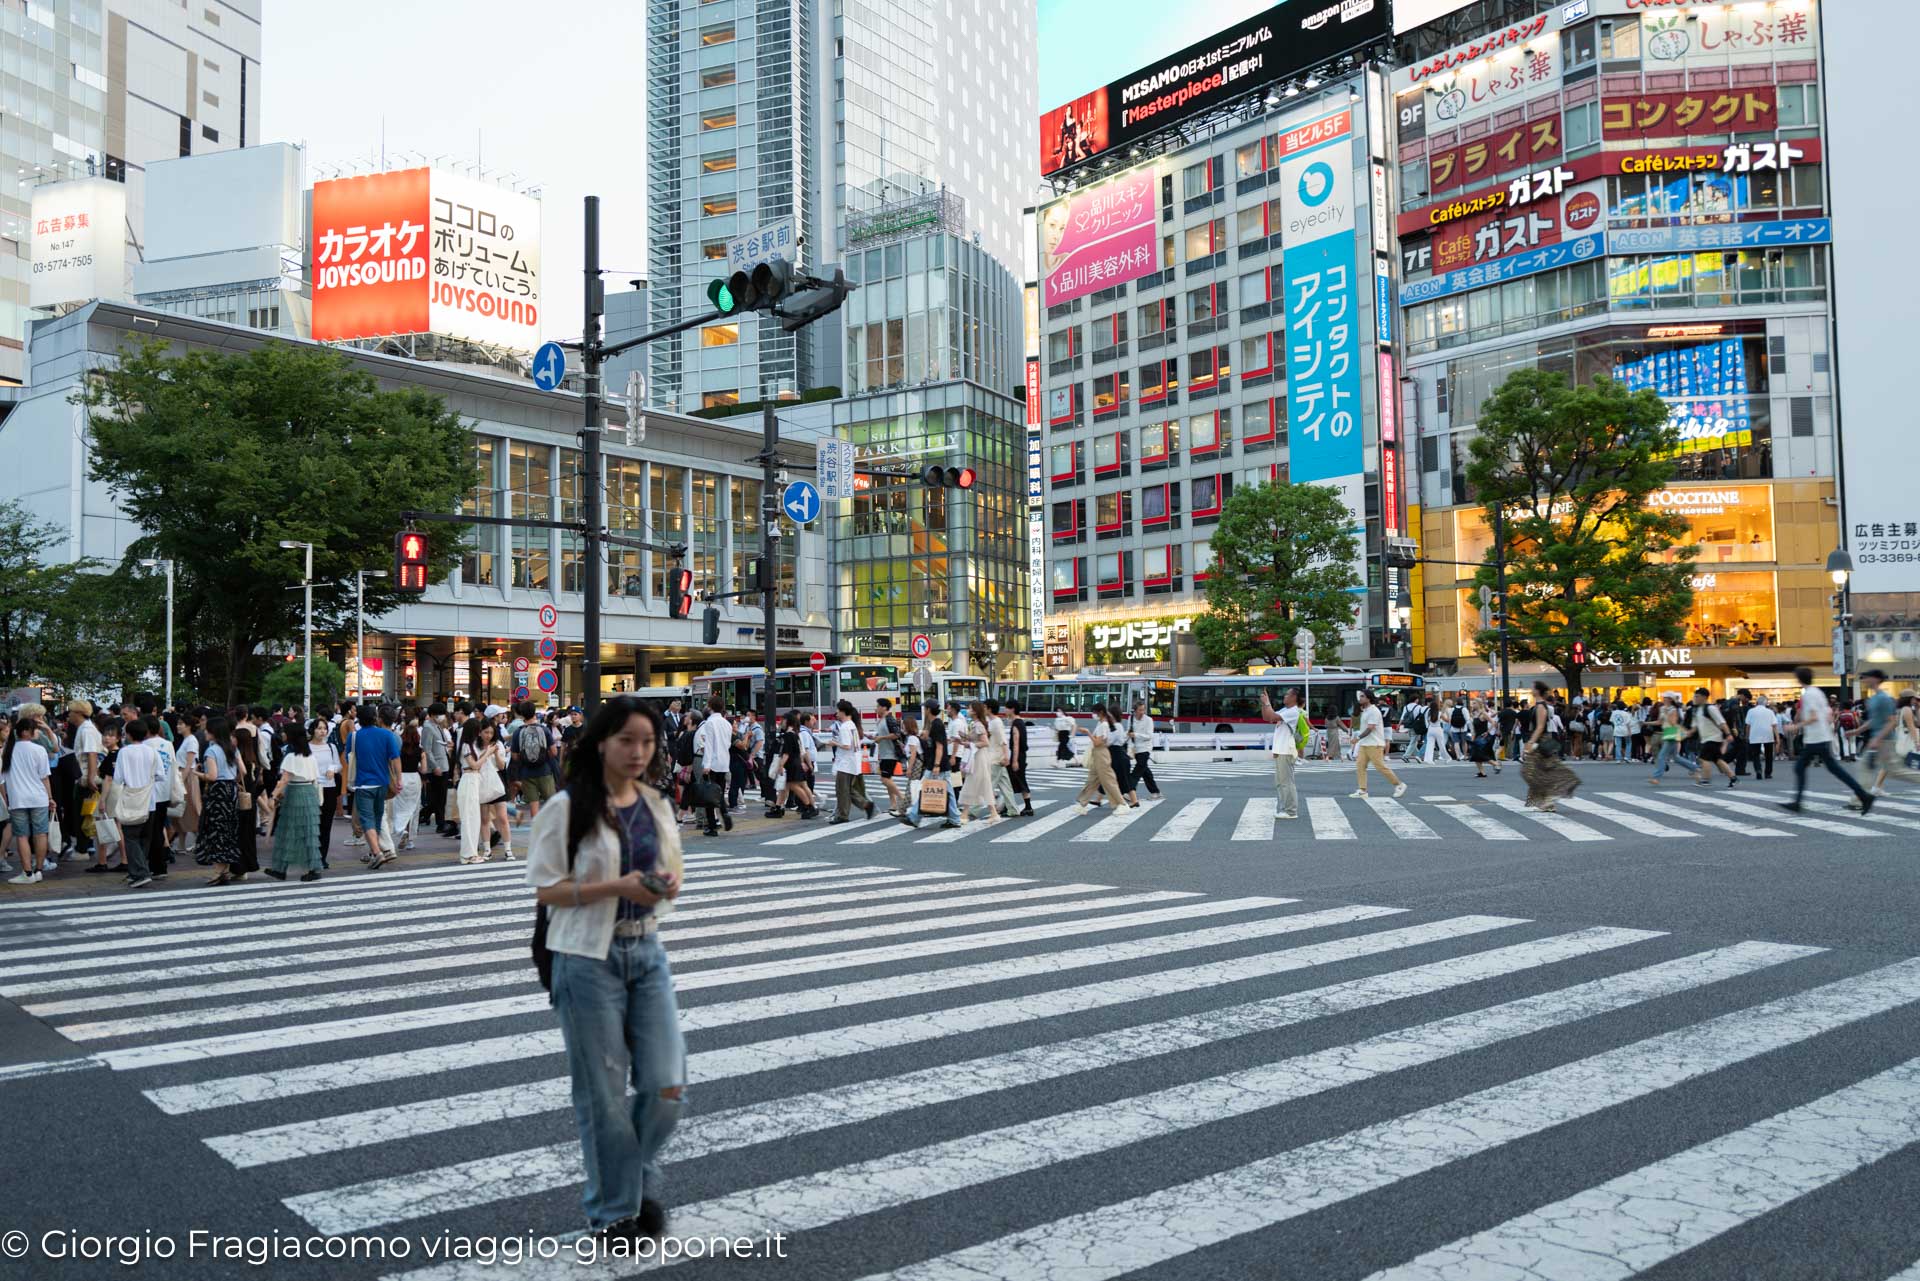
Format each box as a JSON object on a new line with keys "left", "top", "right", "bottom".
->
{"left": 395, "top": 529, "right": 429, "bottom": 592}
{"left": 920, "top": 464, "right": 976, "bottom": 491}
{"left": 953, "top": 466, "right": 976, "bottom": 490}
{"left": 1570, "top": 640, "right": 1587, "bottom": 665}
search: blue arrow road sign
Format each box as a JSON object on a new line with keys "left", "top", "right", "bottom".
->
{"left": 530, "top": 341, "right": 567, "bottom": 391}
{"left": 782, "top": 480, "right": 821, "bottom": 525}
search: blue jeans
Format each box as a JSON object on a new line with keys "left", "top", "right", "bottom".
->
{"left": 8, "top": 806, "right": 49, "bottom": 837}
{"left": 551, "top": 935, "right": 686, "bottom": 1228}
{"left": 905, "top": 771, "right": 961, "bottom": 826}
{"left": 1649, "top": 740, "right": 1680, "bottom": 780}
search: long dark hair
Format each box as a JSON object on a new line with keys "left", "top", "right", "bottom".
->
{"left": 563, "top": 697, "right": 669, "bottom": 862}
{"left": 233, "top": 726, "right": 259, "bottom": 784}
{"left": 204, "top": 717, "right": 239, "bottom": 776}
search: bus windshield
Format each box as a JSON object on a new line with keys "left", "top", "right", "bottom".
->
{"left": 837, "top": 665, "right": 898, "bottom": 693}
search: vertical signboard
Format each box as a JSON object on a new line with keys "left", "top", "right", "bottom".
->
{"left": 1028, "top": 515, "right": 1047, "bottom": 651}
{"left": 1378, "top": 350, "right": 1400, "bottom": 537}
{"left": 1280, "top": 107, "right": 1367, "bottom": 648}
{"left": 425, "top": 170, "right": 542, "bottom": 350}
{"left": 29, "top": 179, "right": 128, "bottom": 309}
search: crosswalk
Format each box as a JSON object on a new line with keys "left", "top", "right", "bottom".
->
{"left": 4, "top": 847, "right": 1920, "bottom": 1280}
{"left": 747, "top": 782, "right": 1916, "bottom": 848}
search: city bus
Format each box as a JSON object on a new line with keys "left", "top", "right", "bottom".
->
{"left": 993, "top": 674, "right": 1178, "bottom": 727}
{"left": 898, "top": 673, "right": 990, "bottom": 714}
{"left": 1168, "top": 670, "right": 1422, "bottom": 736}
{"left": 691, "top": 664, "right": 901, "bottom": 763}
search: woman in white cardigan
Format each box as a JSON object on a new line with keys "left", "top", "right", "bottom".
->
{"left": 527, "top": 697, "right": 686, "bottom": 1244}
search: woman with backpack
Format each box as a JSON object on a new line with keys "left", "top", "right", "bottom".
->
{"left": 527, "top": 697, "right": 685, "bottom": 1244}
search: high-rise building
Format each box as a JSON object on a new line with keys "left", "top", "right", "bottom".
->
{"left": 0, "top": 0, "right": 263, "bottom": 384}
{"left": 643, "top": 0, "right": 1034, "bottom": 412}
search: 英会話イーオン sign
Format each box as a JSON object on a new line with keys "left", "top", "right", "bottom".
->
{"left": 311, "top": 167, "right": 542, "bottom": 350}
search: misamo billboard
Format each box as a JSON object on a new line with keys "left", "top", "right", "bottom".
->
{"left": 311, "top": 168, "right": 542, "bottom": 349}
{"left": 1037, "top": 0, "right": 1389, "bottom": 177}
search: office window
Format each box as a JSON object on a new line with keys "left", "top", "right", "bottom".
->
{"left": 1050, "top": 441, "right": 1078, "bottom": 480}
{"left": 202, "top": 125, "right": 219, "bottom": 142}
{"left": 1091, "top": 370, "right": 1129, "bottom": 415}
{"left": 701, "top": 109, "right": 738, "bottom": 131}
{"left": 701, "top": 66, "right": 737, "bottom": 88}
{"left": 702, "top": 196, "right": 738, "bottom": 217}
{"left": 702, "top": 241, "right": 729, "bottom": 260}
{"left": 1095, "top": 491, "right": 1127, "bottom": 530}
{"left": 203, "top": 7, "right": 220, "bottom": 24}
{"left": 1188, "top": 283, "right": 1220, "bottom": 323}
{"left": 1144, "top": 544, "right": 1183, "bottom": 583}
{"left": 702, "top": 151, "right": 737, "bottom": 173}
{"left": 701, "top": 323, "right": 740, "bottom": 347}
{"left": 1051, "top": 558, "right": 1082, "bottom": 592}
{"left": 1140, "top": 419, "right": 1178, "bottom": 461}
{"left": 1238, "top": 269, "right": 1271, "bottom": 308}
{"left": 508, "top": 442, "right": 552, "bottom": 591}
{"left": 701, "top": 390, "right": 740, "bottom": 409}
{"left": 1193, "top": 541, "right": 1215, "bottom": 578}
{"left": 1241, "top": 333, "right": 1274, "bottom": 377}
{"left": 202, "top": 90, "right": 219, "bottom": 107}
{"left": 1093, "top": 434, "right": 1122, "bottom": 472}
{"left": 1184, "top": 217, "right": 1225, "bottom": 260}
{"left": 461, "top": 436, "right": 499, "bottom": 586}
{"left": 1235, "top": 205, "right": 1268, "bottom": 243}
{"left": 701, "top": 23, "right": 735, "bottom": 44}
{"left": 1234, "top": 140, "right": 1266, "bottom": 179}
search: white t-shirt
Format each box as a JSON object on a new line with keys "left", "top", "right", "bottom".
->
{"left": 177, "top": 733, "right": 199, "bottom": 769}
{"left": 1129, "top": 714, "right": 1154, "bottom": 753}
{"left": 1611, "top": 708, "right": 1632, "bottom": 736}
{"left": 798, "top": 727, "right": 817, "bottom": 766}
{"left": 833, "top": 718, "right": 865, "bottom": 775}
{"left": 1271, "top": 705, "right": 1302, "bottom": 758}
{"left": 1694, "top": 702, "right": 1727, "bottom": 745}
{"left": 74, "top": 719, "right": 103, "bottom": 763}
{"left": 1744, "top": 705, "right": 1778, "bottom": 744}
{"left": 1797, "top": 686, "right": 1835, "bottom": 745}
{"left": 310, "top": 741, "right": 341, "bottom": 783}
{"left": 3, "top": 739, "right": 52, "bottom": 809}
{"left": 112, "top": 739, "right": 160, "bottom": 792}
{"left": 1356, "top": 707, "right": 1387, "bottom": 747}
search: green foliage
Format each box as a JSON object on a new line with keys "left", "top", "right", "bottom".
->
{"left": 258, "top": 655, "right": 346, "bottom": 712}
{"left": 0, "top": 500, "right": 166, "bottom": 698}
{"left": 1463, "top": 369, "right": 1698, "bottom": 697}
{"left": 81, "top": 339, "right": 477, "bottom": 704}
{"left": 1191, "top": 480, "right": 1363, "bottom": 670}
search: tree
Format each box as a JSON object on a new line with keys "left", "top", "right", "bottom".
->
{"left": 1191, "top": 481, "right": 1362, "bottom": 670}
{"left": 1463, "top": 369, "right": 1698, "bottom": 700}
{"left": 83, "top": 340, "right": 476, "bottom": 706}
{"left": 0, "top": 500, "right": 165, "bottom": 699}
{"left": 258, "top": 655, "right": 346, "bottom": 712}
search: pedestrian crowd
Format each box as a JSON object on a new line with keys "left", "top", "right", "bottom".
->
{"left": 0, "top": 695, "right": 594, "bottom": 890}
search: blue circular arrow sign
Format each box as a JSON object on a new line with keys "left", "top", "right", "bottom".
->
{"left": 530, "top": 341, "right": 567, "bottom": 391}
{"left": 782, "top": 480, "right": 821, "bottom": 525}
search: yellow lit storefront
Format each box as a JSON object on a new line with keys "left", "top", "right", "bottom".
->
{"left": 1419, "top": 482, "right": 1837, "bottom": 698}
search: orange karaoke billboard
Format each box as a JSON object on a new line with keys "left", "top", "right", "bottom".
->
{"left": 312, "top": 167, "right": 542, "bottom": 349}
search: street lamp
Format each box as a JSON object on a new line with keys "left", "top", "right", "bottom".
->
{"left": 355, "top": 569, "right": 388, "bottom": 700}
{"left": 137, "top": 558, "right": 174, "bottom": 710}
{"left": 1827, "top": 548, "right": 1854, "bottom": 691}
{"left": 280, "top": 540, "right": 314, "bottom": 716}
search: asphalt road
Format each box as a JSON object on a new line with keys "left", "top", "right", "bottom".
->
{"left": 2, "top": 757, "right": 1918, "bottom": 1281}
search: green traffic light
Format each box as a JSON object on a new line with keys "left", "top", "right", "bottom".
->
{"left": 708, "top": 279, "right": 735, "bottom": 314}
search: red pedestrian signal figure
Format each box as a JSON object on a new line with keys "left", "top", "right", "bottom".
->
{"left": 395, "top": 530, "right": 429, "bottom": 591}
{"left": 1570, "top": 639, "right": 1587, "bottom": 665}
{"left": 667, "top": 566, "right": 694, "bottom": 619}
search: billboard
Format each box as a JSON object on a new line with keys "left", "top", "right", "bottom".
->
{"left": 1038, "top": 164, "right": 1160, "bottom": 307}
{"left": 1279, "top": 109, "right": 1362, "bottom": 486}
{"left": 312, "top": 167, "right": 542, "bottom": 349}
{"left": 1613, "top": 337, "right": 1753, "bottom": 456}
{"left": 1037, "top": 0, "right": 1389, "bottom": 177}
{"left": 1826, "top": 0, "right": 1912, "bottom": 592}
{"left": 29, "top": 179, "right": 127, "bottom": 309}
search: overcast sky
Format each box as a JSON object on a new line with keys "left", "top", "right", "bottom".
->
{"left": 263, "top": 0, "right": 652, "bottom": 338}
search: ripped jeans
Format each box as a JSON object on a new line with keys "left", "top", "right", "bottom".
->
{"left": 552, "top": 934, "right": 687, "bottom": 1228}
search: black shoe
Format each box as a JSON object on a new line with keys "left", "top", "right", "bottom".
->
{"left": 827, "top": 817, "right": 848, "bottom": 825}
{"left": 701, "top": 827, "right": 720, "bottom": 838}
{"left": 722, "top": 814, "right": 733, "bottom": 831}
{"left": 1861, "top": 796, "right": 1876, "bottom": 815}
{"left": 763, "top": 808, "right": 785, "bottom": 819}
{"left": 84, "top": 863, "right": 114, "bottom": 874}
{"left": 1778, "top": 801, "right": 1802, "bottom": 813}
{"left": 636, "top": 1198, "right": 667, "bottom": 1240}
{"left": 863, "top": 802, "right": 876, "bottom": 819}
{"left": 300, "top": 871, "right": 322, "bottom": 882}
{"left": 941, "top": 820, "right": 961, "bottom": 829}
{"left": 151, "top": 872, "right": 168, "bottom": 881}
{"left": 262, "top": 868, "right": 287, "bottom": 880}
{"left": 1019, "top": 806, "right": 1034, "bottom": 816}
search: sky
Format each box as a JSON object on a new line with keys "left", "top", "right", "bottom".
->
{"left": 263, "top": 0, "right": 652, "bottom": 339}
{"left": 1036, "top": 0, "right": 1274, "bottom": 109}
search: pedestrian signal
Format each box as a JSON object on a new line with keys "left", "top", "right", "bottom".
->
{"left": 395, "top": 530, "right": 429, "bottom": 592}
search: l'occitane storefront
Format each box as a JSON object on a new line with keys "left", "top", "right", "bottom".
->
{"left": 1413, "top": 481, "right": 1838, "bottom": 698}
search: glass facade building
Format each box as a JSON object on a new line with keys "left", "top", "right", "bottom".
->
{"left": 643, "top": 0, "right": 1034, "bottom": 412}
{"left": 829, "top": 229, "right": 1026, "bottom": 677}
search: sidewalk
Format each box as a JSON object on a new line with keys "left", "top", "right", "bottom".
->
{"left": 0, "top": 803, "right": 797, "bottom": 901}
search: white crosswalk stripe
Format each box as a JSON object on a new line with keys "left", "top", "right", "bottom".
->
{"left": 1309, "top": 796, "right": 1356, "bottom": 840}
{"left": 11, "top": 851, "right": 1920, "bottom": 1281}
{"left": 1231, "top": 796, "right": 1274, "bottom": 841}
{"left": 1483, "top": 792, "right": 1610, "bottom": 841}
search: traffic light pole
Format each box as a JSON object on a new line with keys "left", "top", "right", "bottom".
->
{"left": 761, "top": 401, "right": 780, "bottom": 787}
{"left": 1492, "top": 504, "right": 1512, "bottom": 715}
{"left": 582, "top": 197, "right": 606, "bottom": 712}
